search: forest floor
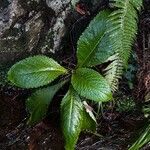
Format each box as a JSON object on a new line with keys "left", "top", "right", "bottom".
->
{"left": 0, "top": 83, "right": 148, "bottom": 150}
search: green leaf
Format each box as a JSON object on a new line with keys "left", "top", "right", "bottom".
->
{"left": 82, "top": 102, "right": 96, "bottom": 132}
{"left": 71, "top": 68, "right": 112, "bottom": 102}
{"left": 26, "top": 81, "right": 66, "bottom": 125}
{"left": 129, "top": 124, "right": 150, "bottom": 150}
{"left": 61, "top": 88, "right": 83, "bottom": 150}
{"left": 8, "top": 55, "right": 68, "bottom": 88}
{"left": 82, "top": 110, "right": 96, "bottom": 132}
{"left": 77, "top": 10, "right": 113, "bottom": 67}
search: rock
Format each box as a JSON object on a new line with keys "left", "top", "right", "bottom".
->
{"left": 41, "top": 0, "right": 71, "bottom": 53}
{"left": 0, "top": 0, "right": 71, "bottom": 67}
{"left": 25, "top": 12, "right": 44, "bottom": 52}
{"left": 0, "top": 0, "right": 72, "bottom": 86}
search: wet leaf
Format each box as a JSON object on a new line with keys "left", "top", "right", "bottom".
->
{"left": 27, "top": 81, "right": 66, "bottom": 126}
{"left": 8, "top": 55, "right": 68, "bottom": 88}
{"left": 77, "top": 10, "right": 113, "bottom": 67}
{"left": 61, "top": 88, "right": 83, "bottom": 150}
{"left": 71, "top": 68, "right": 112, "bottom": 102}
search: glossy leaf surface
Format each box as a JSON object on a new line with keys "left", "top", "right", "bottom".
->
{"left": 61, "top": 88, "right": 83, "bottom": 150}
{"left": 8, "top": 55, "right": 68, "bottom": 88}
{"left": 71, "top": 68, "right": 112, "bottom": 102}
{"left": 26, "top": 82, "right": 66, "bottom": 125}
{"left": 77, "top": 10, "right": 113, "bottom": 67}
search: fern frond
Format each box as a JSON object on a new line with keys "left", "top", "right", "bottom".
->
{"left": 104, "top": 54, "right": 123, "bottom": 92}
{"left": 104, "top": 0, "right": 142, "bottom": 91}
{"left": 107, "top": 0, "right": 143, "bottom": 66}
{"left": 131, "top": 0, "right": 143, "bottom": 11}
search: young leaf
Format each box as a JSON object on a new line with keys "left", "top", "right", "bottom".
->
{"left": 8, "top": 55, "right": 68, "bottom": 88}
{"left": 77, "top": 10, "right": 113, "bottom": 67}
{"left": 26, "top": 81, "right": 66, "bottom": 126}
{"left": 71, "top": 68, "right": 112, "bottom": 102}
{"left": 61, "top": 88, "right": 83, "bottom": 150}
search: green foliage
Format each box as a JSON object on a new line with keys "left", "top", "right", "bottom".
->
{"left": 128, "top": 102, "right": 150, "bottom": 149}
{"left": 131, "top": 0, "right": 143, "bottom": 10}
{"left": 116, "top": 97, "right": 136, "bottom": 112}
{"left": 61, "top": 88, "right": 96, "bottom": 150}
{"left": 104, "top": 0, "right": 143, "bottom": 91}
{"left": 143, "top": 104, "right": 150, "bottom": 118}
{"left": 26, "top": 81, "right": 66, "bottom": 125}
{"left": 107, "top": 0, "right": 140, "bottom": 66}
{"left": 129, "top": 124, "right": 150, "bottom": 150}
{"left": 104, "top": 54, "right": 123, "bottom": 92}
{"left": 145, "top": 93, "right": 150, "bottom": 102}
{"left": 7, "top": 0, "right": 143, "bottom": 149}
{"left": 71, "top": 68, "right": 112, "bottom": 102}
{"left": 8, "top": 55, "right": 68, "bottom": 88}
{"left": 129, "top": 103, "right": 150, "bottom": 150}
{"left": 82, "top": 105, "right": 96, "bottom": 132}
{"left": 61, "top": 88, "right": 84, "bottom": 150}
{"left": 77, "top": 10, "right": 113, "bottom": 67}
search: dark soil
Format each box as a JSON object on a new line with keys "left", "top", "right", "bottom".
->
{"left": 0, "top": 87, "right": 147, "bottom": 150}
